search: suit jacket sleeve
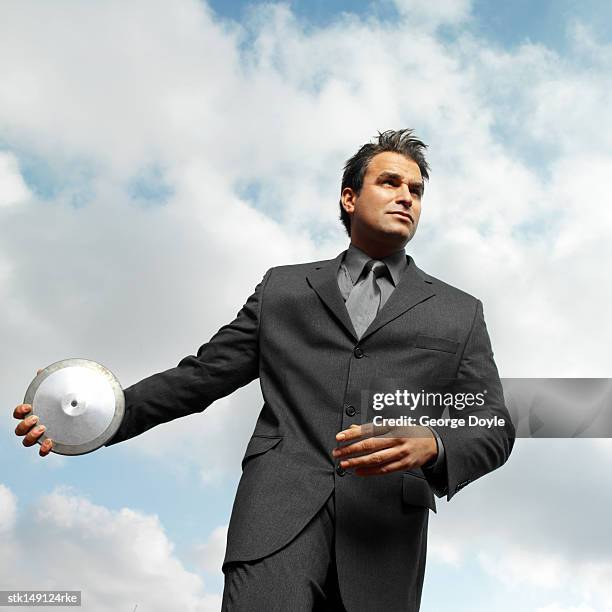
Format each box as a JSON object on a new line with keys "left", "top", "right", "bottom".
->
{"left": 429, "top": 299, "right": 515, "bottom": 500}
{"left": 105, "top": 269, "right": 272, "bottom": 446}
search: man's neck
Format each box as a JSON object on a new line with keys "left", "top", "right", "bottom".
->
{"left": 349, "top": 238, "right": 406, "bottom": 260}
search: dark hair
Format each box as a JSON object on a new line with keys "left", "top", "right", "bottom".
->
{"left": 339, "top": 129, "right": 430, "bottom": 236}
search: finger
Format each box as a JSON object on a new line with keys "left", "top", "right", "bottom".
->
{"left": 354, "top": 458, "right": 408, "bottom": 476}
{"left": 14, "top": 414, "right": 39, "bottom": 436}
{"left": 340, "top": 446, "right": 402, "bottom": 470}
{"left": 22, "top": 425, "right": 46, "bottom": 447}
{"left": 37, "top": 369, "right": 43, "bottom": 375}
{"left": 336, "top": 421, "right": 397, "bottom": 441}
{"left": 333, "top": 436, "right": 398, "bottom": 459}
{"left": 370, "top": 422, "right": 395, "bottom": 437}
{"left": 13, "top": 404, "right": 32, "bottom": 419}
{"left": 39, "top": 438, "right": 53, "bottom": 457}
{"left": 377, "top": 425, "right": 433, "bottom": 440}
{"left": 335, "top": 424, "right": 363, "bottom": 441}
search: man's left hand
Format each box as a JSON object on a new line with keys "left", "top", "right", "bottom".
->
{"left": 332, "top": 423, "right": 438, "bottom": 475}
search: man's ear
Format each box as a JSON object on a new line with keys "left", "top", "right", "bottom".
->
{"left": 341, "top": 187, "right": 356, "bottom": 215}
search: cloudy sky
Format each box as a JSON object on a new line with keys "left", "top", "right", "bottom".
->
{"left": 2, "top": 0, "right": 612, "bottom": 610}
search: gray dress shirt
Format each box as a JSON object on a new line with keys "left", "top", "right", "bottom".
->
{"left": 337, "top": 243, "right": 446, "bottom": 474}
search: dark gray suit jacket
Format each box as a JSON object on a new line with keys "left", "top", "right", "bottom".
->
{"left": 106, "top": 251, "right": 515, "bottom": 612}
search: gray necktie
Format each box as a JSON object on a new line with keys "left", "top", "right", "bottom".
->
{"left": 345, "top": 260, "right": 388, "bottom": 338}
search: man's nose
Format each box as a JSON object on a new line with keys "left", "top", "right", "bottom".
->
{"left": 396, "top": 183, "right": 413, "bottom": 206}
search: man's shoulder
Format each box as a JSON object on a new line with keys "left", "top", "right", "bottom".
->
{"left": 267, "top": 256, "right": 337, "bottom": 276}
{"left": 410, "top": 260, "right": 482, "bottom": 308}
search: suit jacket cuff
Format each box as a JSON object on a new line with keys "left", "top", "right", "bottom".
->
{"left": 421, "top": 426, "right": 448, "bottom": 497}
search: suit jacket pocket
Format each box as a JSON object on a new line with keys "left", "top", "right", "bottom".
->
{"left": 402, "top": 471, "right": 437, "bottom": 513}
{"left": 241, "top": 435, "right": 283, "bottom": 470}
{"left": 415, "top": 333, "right": 460, "bottom": 354}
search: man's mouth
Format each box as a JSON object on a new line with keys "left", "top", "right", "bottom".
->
{"left": 389, "top": 211, "right": 413, "bottom": 222}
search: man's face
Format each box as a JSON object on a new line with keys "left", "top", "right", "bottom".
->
{"left": 342, "top": 151, "right": 424, "bottom": 251}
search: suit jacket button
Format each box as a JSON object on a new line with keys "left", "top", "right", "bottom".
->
{"left": 345, "top": 404, "right": 356, "bottom": 417}
{"left": 353, "top": 346, "right": 364, "bottom": 358}
{"left": 336, "top": 465, "right": 346, "bottom": 476}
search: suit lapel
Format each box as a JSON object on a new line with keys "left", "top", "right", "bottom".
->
{"left": 306, "top": 252, "right": 359, "bottom": 342}
{"left": 306, "top": 252, "right": 435, "bottom": 343}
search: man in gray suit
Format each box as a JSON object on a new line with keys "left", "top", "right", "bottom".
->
{"left": 14, "top": 129, "right": 514, "bottom": 611}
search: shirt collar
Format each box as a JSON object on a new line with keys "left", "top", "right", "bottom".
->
{"left": 343, "top": 243, "right": 407, "bottom": 287}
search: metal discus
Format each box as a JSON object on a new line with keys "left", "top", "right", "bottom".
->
{"left": 23, "top": 358, "right": 125, "bottom": 456}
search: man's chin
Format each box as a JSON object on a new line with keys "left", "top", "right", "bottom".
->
{"left": 379, "top": 227, "right": 415, "bottom": 245}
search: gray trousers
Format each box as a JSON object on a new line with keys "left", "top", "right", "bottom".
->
{"left": 222, "top": 490, "right": 346, "bottom": 611}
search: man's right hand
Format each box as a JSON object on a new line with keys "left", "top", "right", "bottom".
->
{"left": 13, "top": 369, "right": 54, "bottom": 457}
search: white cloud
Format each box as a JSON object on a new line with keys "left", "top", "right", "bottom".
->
{"left": 0, "top": 483, "right": 17, "bottom": 533}
{"left": 0, "top": 484, "right": 221, "bottom": 611}
{"left": 194, "top": 524, "right": 229, "bottom": 574}
{"left": 428, "top": 538, "right": 462, "bottom": 567}
{"left": 390, "top": 0, "right": 472, "bottom": 27}
{"left": 536, "top": 605, "right": 599, "bottom": 612}
{"left": 0, "top": 152, "right": 30, "bottom": 206}
{"left": 428, "top": 438, "right": 612, "bottom": 610}
{"left": 479, "top": 548, "right": 569, "bottom": 589}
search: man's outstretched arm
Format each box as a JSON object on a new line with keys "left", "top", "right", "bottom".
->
{"left": 105, "top": 269, "right": 272, "bottom": 446}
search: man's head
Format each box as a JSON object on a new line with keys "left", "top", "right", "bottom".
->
{"left": 339, "top": 129, "right": 429, "bottom": 256}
